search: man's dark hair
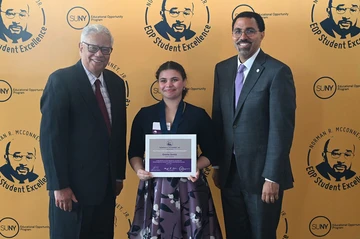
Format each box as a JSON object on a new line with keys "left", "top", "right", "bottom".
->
{"left": 155, "top": 61, "right": 189, "bottom": 99}
{"left": 161, "top": 0, "right": 167, "bottom": 11}
{"left": 232, "top": 11, "right": 265, "bottom": 32}
{"left": 328, "top": 0, "right": 333, "bottom": 8}
{"left": 323, "top": 139, "right": 331, "bottom": 153}
{"left": 4, "top": 141, "right": 11, "bottom": 163}
{"left": 5, "top": 141, "right": 11, "bottom": 155}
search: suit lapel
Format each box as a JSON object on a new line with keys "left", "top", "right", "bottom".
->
{"left": 74, "top": 60, "right": 108, "bottom": 131}
{"left": 224, "top": 56, "right": 238, "bottom": 120}
{"left": 103, "top": 70, "right": 118, "bottom": 134}
{"left": 233, "top": 50, "right": 266, "bottom": 121}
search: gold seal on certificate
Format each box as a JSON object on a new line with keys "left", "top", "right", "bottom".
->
{"left": 145, "top": 134, "right": 197, "bottom": 177}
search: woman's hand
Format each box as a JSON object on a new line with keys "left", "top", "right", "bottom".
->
{"left": 136, "top": 169, "right": 153, "bottom": 181}
{"left": 130, "top": 157, "right": 152, "bottom": 180}
{"left": 188, "top": 168, "right": 200, "bottom": 182}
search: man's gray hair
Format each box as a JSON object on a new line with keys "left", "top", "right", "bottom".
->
{"left": 80, "top": 24, "right": 114, "bottom": 46}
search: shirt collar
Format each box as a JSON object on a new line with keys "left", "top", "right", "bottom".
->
{"left": 81, "top": 62, "right": 105, "bottom": 86}
{"left": 237, "top": 48, "right": 261, "bottom": 70}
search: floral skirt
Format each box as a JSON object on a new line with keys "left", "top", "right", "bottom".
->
{"left": 128, "top": 174, "right": 223, "bottom": 239}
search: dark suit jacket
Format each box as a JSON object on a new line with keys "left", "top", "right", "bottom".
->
{"left": 40, "top": 60, "right": 127, "bottom": 205}
{"left": 128, "top": 101, "right": 217, "bottom": 166}
{"left": 212, "top": 50, "right": 295, "bottom": 193}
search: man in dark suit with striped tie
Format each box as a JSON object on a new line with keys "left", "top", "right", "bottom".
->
{"left": 40, "top": 24, "right": 127, "bottom": 239}
{"left": 212, "top": 12, "right": 296, "bottom": 239}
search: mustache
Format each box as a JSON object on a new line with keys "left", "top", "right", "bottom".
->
{"left": 338, "top": 20, "right": 352, "bottom": 25}
{"left": 9, "top": 24, "right": 23, "bottom": 29}
{"left": 237, "top": 40, "right": 252, "bottom": 44}
{"left": 10, "top": 22, "right": 20, "bottom": 27}
{"left": 15, "top": 165, "right": 29, "bottom": 171}
{"left": 172, "top": 23, "right": 186, "bottom": 28}
{"left": 333, "top": 163, "right": 346, "bottom": 168}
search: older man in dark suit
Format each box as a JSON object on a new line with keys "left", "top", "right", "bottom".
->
{"left": 40, "top": 24, "right": 127, "bottom": 239}
{"left": 212, "top": 12, "right": 296, "bottom": 239}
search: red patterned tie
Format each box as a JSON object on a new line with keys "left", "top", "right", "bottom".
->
{"left": 95, "top": 79, "right": 111, "bottom": 135}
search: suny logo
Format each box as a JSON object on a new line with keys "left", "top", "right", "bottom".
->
{"left": 0, "top": 80, "right": 12, "bottom": 102}
{"left": 66, "top": 6, "right": 90, "bottom": 30}
{"left": 313, "top": 76, "right": 337, "bottom": 99}
{"left": 309, "top": 216, "right": 331, "bottom": 237}
{"left": 0, "top": 217, "right": 20, "bottom": 238}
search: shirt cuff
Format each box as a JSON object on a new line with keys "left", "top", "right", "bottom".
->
{"left": 212, "top": 166, "right": 219, "bottom": 169}
{"left": 116, "top": 179, "right": 124, "bottom": 182}
{"left": 265, "top": 178, "right": 276, "bottom": 183}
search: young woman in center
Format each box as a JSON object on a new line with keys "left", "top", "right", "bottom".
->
{"left": 127, "top": 61, "right": 222, "bottom": 239}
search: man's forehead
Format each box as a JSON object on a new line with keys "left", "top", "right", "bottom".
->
{"left": 234, "top": 17, "right": 258, "bottom": 28}
{"left": 1, "top": 0, "right": 29, "bottom": 11}
{"left": 9, "top": 141, "right": 35, "bottom": 153}
{"left": 165, "top": 0, "right": 193, "bottom": 9}
{"left": 327, "top": 139, "right": 354, "bottom": 151}
{"left": 331, "top": 0, "right": 360, "bottom": 6}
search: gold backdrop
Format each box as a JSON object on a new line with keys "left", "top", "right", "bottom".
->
{"left": 0, "top": 0, "right": 359, "bottom": 238}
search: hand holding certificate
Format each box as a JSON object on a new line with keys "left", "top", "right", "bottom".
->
{"left": 145, "top": 134, "right": 197, "bottom": 178}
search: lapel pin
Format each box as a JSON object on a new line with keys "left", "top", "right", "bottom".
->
{"left": 256, "top": 69, "right": 260, "bottom": 73}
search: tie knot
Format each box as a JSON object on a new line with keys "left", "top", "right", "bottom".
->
{"left": 238, "top": 64, "right": 246, "bottom": 73}
{"left": 95, "top": 79, "right": 101, "bottom": 88}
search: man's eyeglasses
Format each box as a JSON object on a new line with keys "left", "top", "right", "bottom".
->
{"left": 164, "top": 8, "right": 193, "bottom": 18}
{"left": 331, "top": 5, "right": 359, "bottom": 15}
{"left": 82, "top": 42, "right": 113, "bottom": 55}
{"left": 325, "top": 151, "right": 354, "bottom": 159}
{"left": 0, "top": 9, "right": 29, "bottom": 20}
{"left": 8, "top": 153, "right": 35, "bottom": 161}
{"left": 232, "top": 28, "right": 259, "bottom": 38}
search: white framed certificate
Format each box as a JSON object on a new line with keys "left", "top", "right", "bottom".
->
{"left": 145, "top": 134, "right": 197, "bottom": 177}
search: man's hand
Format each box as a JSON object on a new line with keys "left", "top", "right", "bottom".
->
{"left": 261, "top": 181, "right": 279, "bottom": 204}
{"left": 212, "top": 169, "right": 220, "bottom": 189}
{"left": 116, "top": 181, "right": 123, "bottom": 196}
{"left": 54, "top": 187, "right": 78, "bottom": 212}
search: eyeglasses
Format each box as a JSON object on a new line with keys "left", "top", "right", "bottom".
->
{"left": 8, "top": 153, "right": 35, "bottom": 161}
{"left": 232, "top": 28, "right": 259, "bottom": 38}
{"left": 0, "top": 9, "right": 29, "bottom": 19}
{"left": 331, "top": 6, "right": 359, "bottom": 15}
{"left": 164, "top": 8, "right": 193, "bottom": 18}
{"left": 325, "top": 151, "right": 354, "bottom": 159}
{"left": 82, "top": 42, "right": 113, "bottom": 55}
